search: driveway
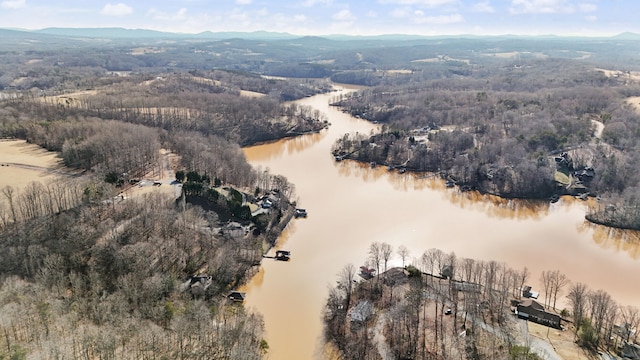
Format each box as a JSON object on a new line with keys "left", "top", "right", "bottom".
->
{"left": 519, "top": 319, "right": 563, "bottom": 360}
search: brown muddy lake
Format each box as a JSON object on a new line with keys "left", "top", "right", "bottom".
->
{"left": 242, "top": 85, "right": 640, "bottom": 360}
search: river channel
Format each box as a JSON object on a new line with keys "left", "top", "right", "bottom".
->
{"left": 241, "top": 84, "right": 640, "bottom": 360}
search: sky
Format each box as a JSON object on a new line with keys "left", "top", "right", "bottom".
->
{"left": 0, "top": 0, "right": 638, "bottom": 37}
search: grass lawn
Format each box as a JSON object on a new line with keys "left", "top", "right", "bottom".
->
{"left": 554, "top": 169, "right": 571, "bottom": 186}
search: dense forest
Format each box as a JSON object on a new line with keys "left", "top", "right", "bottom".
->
{"left": 331, "top": 58, "right": 640, "bottom": 229}
{"left": 0, "top": 42, "right": 330, "bottom": 358}
{"left": 324, "top": 245, "right": 638, "bottom": 360}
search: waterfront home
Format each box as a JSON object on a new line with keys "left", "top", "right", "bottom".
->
{"left": 516, "top": 299, "right": 561, "bottom": 329}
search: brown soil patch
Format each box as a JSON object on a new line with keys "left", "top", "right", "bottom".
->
{"left": 597, "top": 68, "right": 640, "bottom": 82}
{"left": 240, "top": 90, "right": 266, "bottom": 98}
{"left": 626, "top": 96, "right": 640, "bottom": 113}
{"left": 42, "top": 89, "right": 99, "bottom": 106}
{"left": 528, "top": 322, "right": 591, "bottom": 360}
{"left": 0, "top": 140, "right": 60, "bottom": 168}
{"left": 120, "top": 149, "right": 181, "bottom": 200}
{"left": 0, "top": 140, "right": 65, "bottom": 206}
{"left": 130, "top": 47, "right": 166, "bottom": 56}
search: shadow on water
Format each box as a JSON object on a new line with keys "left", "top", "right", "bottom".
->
{"left": 581, "top": 221, "right": 640, "bottom": 260}
{"left": 244, "top": 131, "right": 326, "bottom": 162}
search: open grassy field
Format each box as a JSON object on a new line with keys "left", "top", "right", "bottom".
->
{"left": 0, "top": 139, "right": 62, "bottom": 192}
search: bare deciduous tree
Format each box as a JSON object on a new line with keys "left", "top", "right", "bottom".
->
{"left": 368, "top": 242, "right": 382, "bottom": 276}
{"left": 397, "top": 245, "right": 410, "bottom": 267}
{"left": 380, "top": 242, "right": 393, "bottom": 273}
{"left": 540, "top": 270, "right": 553, "bottom": 308}
{"left": 620, "top": 305, "right": 640, "bottom": 343}
{"left": 567, "top": 282, "right": 589, "bottom": 335}
{"left": 549, "top": 270, "right": 570, "bottom": 310}
{"left": 339, "top": 263, "right": 356, "bottom": 311}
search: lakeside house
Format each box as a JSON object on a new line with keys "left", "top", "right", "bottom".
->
{"left": 359, "top": 266, "right": 376, "bottom": 280}
{"left": 515, "top": 299, "right": 561, "bottom": 329}
{"left": 348, "top": 300, "right": 373, "bottom": 324}
{"left": 621, "top": 343, "right": 640, "bottom": 359}
{"left": 180, "top": 275, "right": 213, "bottom": 296}
{"left": 451, "top": 280, "right": 482, "bottom": 293}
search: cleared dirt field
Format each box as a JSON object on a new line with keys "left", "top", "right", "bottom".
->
{"left": 527, "top": 322, "right": 592, "bottom": 360}
{"left": 626, "top": 96, "right": 640, "bottom": 113}
{"left": 597, "top": 68, "right": 640, "bottom": 82}
{"left": 0, "top": 139, "right": 62, "bottom": 191}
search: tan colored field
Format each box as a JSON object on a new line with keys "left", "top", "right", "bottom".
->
{"left": 527, "top": 322, "right": 591, "bottom": 360}
{"left": 120, "top": 148, "right": 182, "bottom": 200}
{"left": 0, "top": 140, "right": 64, "bottom": 203}
{"left": 381, "top": 69, "right": 411, "bottom": 74}
{"left": 240, "top": 90, "right": 266, "bottom": 98}
{"left": 412, "top": 56, "right": 471, "bottom": 64}
{"left": 626, "top": 96, "right": 640, "bottom": 113}
{"left": 483, "top": 51, "right": 547, "bottom": 59}
{"left": 130, "top": 47, "right": 166, "bottom": 55}
{"left": 42, "top": 89, "right": 99, "bottom": 106}
{"left": 187, "top": 75, "right": 266, "bottom": 97}
{"left": 597, "top": 68, "right": 640, "bottom": 82}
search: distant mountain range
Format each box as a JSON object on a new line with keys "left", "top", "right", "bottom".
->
{"left": 2, "top": 27, "right": 640, "bottom": 42}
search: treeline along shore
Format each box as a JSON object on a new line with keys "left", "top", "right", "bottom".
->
{"left": 330, "top": 58, "right": 640, "bottom": 230}
{"left": 325, "top": 244, "right": 639, "bottom": 360}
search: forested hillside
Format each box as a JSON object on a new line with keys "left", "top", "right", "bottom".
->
{"left": 331, "top": 58, "right": 640, "bottom": 229}
{"left": 325, "top": 245, "right": 638, "bottom": 360}
{"left": 0, "top": 64, "right": 318, "bottom": 358}
{"left": 3, "top": 29, "right": 640, "bottom": 358}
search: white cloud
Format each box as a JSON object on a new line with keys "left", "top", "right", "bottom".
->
{"left": 509, "top": 0, "right": 576, "bottom": 14}
{"left": 147, "top": 7, "right": 187, "bottom": 21}
{"left": 579, "top": 3, "right": 597, "bottom": 12}
{"left": 1, "top": 0, "right": 26, "bottom": 9}
{"left": 391, "top": 7, "right": 463, "bottom": 24}
{"left": 228, "top": 9, "right": 250, "bottom": 23}
{"left": 236, "top": 0, "right": 252, "bottom": 4}
{"left": 293, "top": 14, "right": 308, "bottom": 22}
{"left": 301, "top": 0, "right": 333, "bottom": 6}
{"left": 585, "top": 15, "right": 597, "bottom": 21}
{"left": 391, "top": 7, "right": 411, "bottom": 18}
{"left": 332, "top": 9, "right": 356, "bottom": 21}
{"left": 100, "top": 3, "right": 133, "bottom": 16}
{"left": 473, "top": 1, "right": 495, "bottom": 13}
{"left": 416, "top": 13, "right": 464, "bottom": 24}
{"left": 378, "top": 0, "right": 457, "bottom": 7}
